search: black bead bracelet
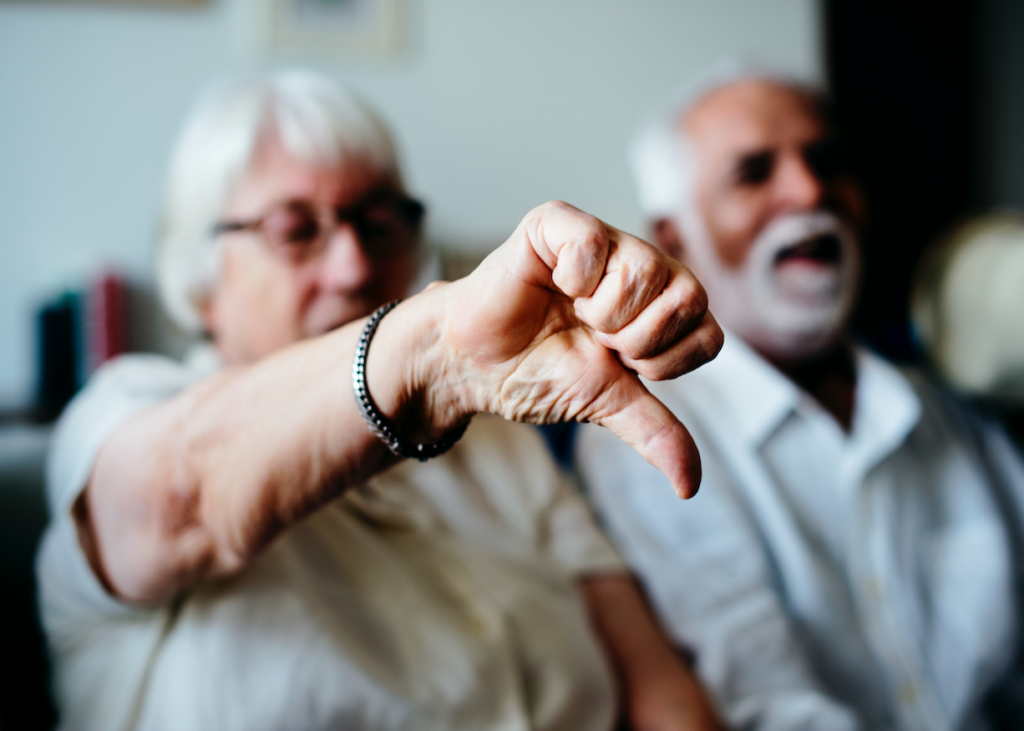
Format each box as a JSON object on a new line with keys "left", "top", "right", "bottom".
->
{"left": 352, "top": 300, "right": 469, "bottom": 461}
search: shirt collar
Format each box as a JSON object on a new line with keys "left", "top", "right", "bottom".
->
{"left": 691, "top": 331, "right": 802, "bottom": 447}
{"left": 845, "top": 347, "right": 922, "bottom": 472}
{"left": 685, "top": 331, "right": 922, "bottom": 463}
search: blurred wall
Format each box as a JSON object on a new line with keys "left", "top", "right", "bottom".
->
{"left": 0, "top": 0, "right": 821, "bottom": 408}
{"left": 824, "top": 2, "right": 976, "bottom": 359}
{"left": 977, "top": 0, "right": 1024, "bottom": 211}
{"left": 824, "top": 0, "right": 1024, "bottom": 362}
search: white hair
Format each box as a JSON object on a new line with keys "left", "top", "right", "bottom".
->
{"left": 157, "top": 70, "right": 403, "bottom": 333}
{"left": 628, "top": 60, "right": 822, "bottom": 223}
{"left": 629, "top": 62, "right": 858, "bottom": 362}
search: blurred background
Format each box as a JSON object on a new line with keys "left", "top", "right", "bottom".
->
{"left": 0, "top": 0, "right": 821, "bottom": 415}
{"left": 1, "top": 0, "right": 1024, "bottom": 728}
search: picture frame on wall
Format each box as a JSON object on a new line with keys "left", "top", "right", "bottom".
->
{"left": 253, "top": 0, "right": 405, "bottom": 58}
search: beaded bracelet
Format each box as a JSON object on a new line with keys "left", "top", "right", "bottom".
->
{"left": 352, "top": 299, "right": 470, "bottom": 461}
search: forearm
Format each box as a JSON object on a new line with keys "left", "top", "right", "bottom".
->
{"left": 581, "top": 574, "right": 724, "bottom": 731}
{"left": 582, "top": 574, "right": 684, "bottom": 689}
{"left": 81, "top": 201, "right": 721, "bottom": 605}
{"left": 85, "top": 293, "right": 462, "bottom": 604}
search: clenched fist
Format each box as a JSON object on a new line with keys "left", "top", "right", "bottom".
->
{"left": 418, "top": 201, "right": 723, "bottom": 498}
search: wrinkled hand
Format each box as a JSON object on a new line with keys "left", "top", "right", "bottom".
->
{"left": 441, "top": 201, "right": 722, "bottom": 498}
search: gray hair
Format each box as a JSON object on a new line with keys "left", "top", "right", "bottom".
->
{"left": 628, "top": 61, "right": 824, "bottom": 223}
{"left": 157, "top": 70, "right": 403, "bottom": 333}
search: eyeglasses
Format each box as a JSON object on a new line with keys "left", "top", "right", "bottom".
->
{"left": 212, "top": 191, "right": 425, "bottom": 263}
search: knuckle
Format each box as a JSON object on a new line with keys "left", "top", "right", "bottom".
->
{"left": 580, "top": 225, "right": 607, "bottom": 254}
{"left": 536, "top": 200, "right": 565, "bottom": 217}
{"left": 705, "top": 323, "right": 726, "bottom": 360}
{"left": 528, "top": 200, "right": 568, "bottom": 224}
{"left": 584, "top": 303, "right": 615, "bottom": 334}
{"left": 631, "top": 255, "right": 665, "bottom": 289}
{"left": 618, "top": 257, "right": 666, "bottom": 313}
{"left": 538, "top": 200, "right": 588, "bottom": 221}
{"left": 678, "top": 275, "right": 709, "bottom": 313}
{"left": 668, "top": 277, "right": 708, "bottom": 327}
{"left": 692, "top": 280, "right": 710, "bottom": 312}
{"left": 593, "top": 312, "right": 619, "bottom": 335}
{"left": 618, "top": 331, "right": 646, "bottom": 361}
{"left": 683, "top": 326, "right": 724, "bottom": 372}
{"left": 636, "top": 356, "right": 673, "bottom": 381}
{"left": 646, "top": 361, "right": 672, "bottom": 381}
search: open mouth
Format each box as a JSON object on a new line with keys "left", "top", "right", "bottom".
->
{"left": 774, "top": 233, "right": 842, "bottom": 266}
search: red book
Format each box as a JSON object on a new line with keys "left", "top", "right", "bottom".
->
{"left": 86, "top": 272, "right": 125, "bottom": 374}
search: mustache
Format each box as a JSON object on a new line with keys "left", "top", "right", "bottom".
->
{"left": 752, "top": 211, "right": 854, "bottom": 267}
{"left": 774, "top": 232, "right": 843, "bottom": 265}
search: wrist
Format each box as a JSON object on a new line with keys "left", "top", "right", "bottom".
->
{"left": 365, "top": 286, "right": 478, "bottom": 442}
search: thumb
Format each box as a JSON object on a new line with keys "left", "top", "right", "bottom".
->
{"left": 594, "top": 379, "right": 702, "bottom": 499}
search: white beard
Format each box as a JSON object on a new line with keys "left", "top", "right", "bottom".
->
{"left": 680, "top": 209, "right": 861, "bottom": 362}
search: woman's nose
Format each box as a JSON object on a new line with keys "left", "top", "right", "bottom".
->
{"left": 316, "top": 222, "right": 375, "bottom": 291}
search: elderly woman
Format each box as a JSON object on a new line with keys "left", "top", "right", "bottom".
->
{"left": 37, "top": 71, "right": 723, "bottom": 731}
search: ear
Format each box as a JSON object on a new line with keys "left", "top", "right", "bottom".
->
{"left": 651, "top": 218, "right": 687, "bottom": 263}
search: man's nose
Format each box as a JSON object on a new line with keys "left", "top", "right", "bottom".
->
{"left": 775, "top": 153, "right": 825, "bottom": 211}
{"left": 317, "top": 222, "right": 374, "bottom": 290}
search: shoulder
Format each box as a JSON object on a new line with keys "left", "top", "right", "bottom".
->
{"left": 54, "top": 352, "right": 202, "bottom": 446}
{"left": 46, "top": 351, "right": 209, "bottom": 513}
{"left": 86, "top": 352, "right": 203, "bottom": 400}
{"left": 898, "top": 365, "right": 998, "bottom": 447}
{"left": 858, "top": 356, "right": 1024, "bottom": 507}
{"left": 908, "top": 368, "right": 1024, "bottom": 474}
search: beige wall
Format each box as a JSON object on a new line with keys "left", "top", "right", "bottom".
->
{"left": 0, "top": 0, "right": 821, "bottom": 405}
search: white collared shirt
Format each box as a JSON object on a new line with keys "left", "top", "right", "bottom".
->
{"left": 577, "top": 333, "right": 1024, "bottom": 731}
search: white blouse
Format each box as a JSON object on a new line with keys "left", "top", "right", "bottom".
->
{"left": 38, "top": 351, "right": 623, "bottom": 731}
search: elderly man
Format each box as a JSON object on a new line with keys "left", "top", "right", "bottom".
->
{"left": 37, "top": 71, "right": 725, "bottom": 730}
{"left": 577, "top": 67, "right": 1024, "bottom": 731}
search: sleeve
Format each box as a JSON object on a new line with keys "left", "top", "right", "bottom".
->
{"left": 464, "top": 418, "right": 626, "bottom": 578}
{"left": 971, "top": 419, "right": 1024, "bottom": 724}
{"left": 575, "top": 421, "right": 866, "bottom": 731}
{"left": 37, "top": 355, "right": 200, "bottom": 642}
{"left": 977, "top": 419, "right": 1024, "bottom": 520}
{"left": 542, "top": 467, "right": 626, "bottom": 578}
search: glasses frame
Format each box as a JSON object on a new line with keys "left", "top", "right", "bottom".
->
{"left": 211, "top": 189, "right": 425, "bottom": 262}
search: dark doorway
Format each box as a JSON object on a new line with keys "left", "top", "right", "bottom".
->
{"left": 824, "top": 1, "right": 978, "bottom": 361}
